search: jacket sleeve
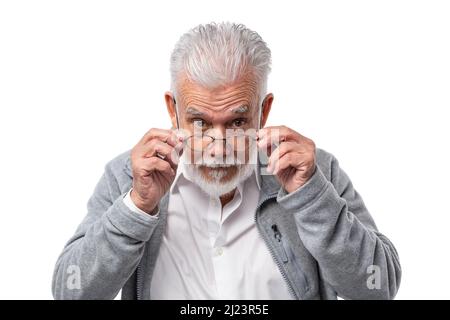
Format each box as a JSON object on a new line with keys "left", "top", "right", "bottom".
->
{"left": 51, "top": 162, "right": 160, "bottom": 300}
{"left": 277, "top": 152, "right": 401, "bottom": 299}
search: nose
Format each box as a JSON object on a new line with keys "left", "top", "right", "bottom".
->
{"left": 207, "top": 139, "right": 232, "bottom": 159}
{"left": 205, "top": 128, "right": 232, "bottom": 160}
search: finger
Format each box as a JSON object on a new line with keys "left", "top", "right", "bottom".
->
{"left": 139, "top": 128, "right": 180, "bottom": 148}
{"left": 138, "top": 156, "right": 176, "bottom": 176}
{"left": 258, "top": 126, "right": 301, "bottom": 148}
{"left": 257, "top": 128, "right": 284, "bottom": 156}
{"left": 272, "top": 152, "right": 297, "bottom": 175}
{"left": 267, "top": 141, "right": 297, "bottom": 172}
{"left": 141, "top": 139, "right": 180, "bottom": 170}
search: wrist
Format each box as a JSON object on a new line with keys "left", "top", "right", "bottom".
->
{"left": 130, "top": 189, "right": 158, "bottom": 215}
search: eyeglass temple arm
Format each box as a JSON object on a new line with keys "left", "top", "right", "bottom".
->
{"left": 172, "top": 97, "right": 180, "bottom": 129}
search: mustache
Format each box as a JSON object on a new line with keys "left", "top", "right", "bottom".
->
{"left": 197, "top": 158, "right": 246, "bottom": 167}
{"left": 201, "top": 164, "right": 234, "bottom": 168}
{"left": 182, "top": 147, "right": 257, "bottom": 167}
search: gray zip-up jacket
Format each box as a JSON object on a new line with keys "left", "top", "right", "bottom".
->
{"left": 52, "top": 147, "right": 401, "bottom": 300}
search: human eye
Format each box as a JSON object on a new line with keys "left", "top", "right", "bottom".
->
{"left": 191, "top": 118, "right": 208, "bottom": 128}
{"left": 230, "top": 118, "right": 247, "bottom": 128}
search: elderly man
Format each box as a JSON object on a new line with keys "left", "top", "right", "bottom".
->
{"left": 52, "top": 22, "right": 401, "bottom": 300}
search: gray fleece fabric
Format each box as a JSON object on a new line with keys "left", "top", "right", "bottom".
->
{"left": 52, "top": 147, "right": 401, "bottom": 299}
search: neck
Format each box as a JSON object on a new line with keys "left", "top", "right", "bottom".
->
{"left": 219, "top": 188, "right": 236, "bottom": 208}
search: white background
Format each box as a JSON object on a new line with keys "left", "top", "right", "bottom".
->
{"left": 0, "top": 0, "right": 449, "bottom": 299}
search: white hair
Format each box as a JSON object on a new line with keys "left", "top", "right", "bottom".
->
{"left": 169, "top": 22, "right": 272, "bottom": 103}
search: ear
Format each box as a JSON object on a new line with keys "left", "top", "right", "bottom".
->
{"left": 260, "top": 93, "right": 274, "bottom": 128}
{"left": 165, "top": 91, "right": 178, "bottom": 129}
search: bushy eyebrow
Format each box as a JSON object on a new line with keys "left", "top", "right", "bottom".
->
{"left": 231, "top": 105, "right": 249, "bottom": 114}
{"left": 185, "top": 105, "right": 249, "bottom": 117}
{"left": 185, "top": 107, "right": 205, "bottom": 116}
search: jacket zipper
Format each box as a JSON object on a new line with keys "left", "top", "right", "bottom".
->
{"left": 136, "top": 263, "right": 142, "bottom": 300}
{"left": 271, "top": 224, "right": 289, "bottom": 263}
{"left": 254, "top": 196, "right": 298, "bottom": 300}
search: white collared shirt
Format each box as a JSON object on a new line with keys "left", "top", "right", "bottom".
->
{"left": 124, "top": 159, "right": 293, "bottom": 300}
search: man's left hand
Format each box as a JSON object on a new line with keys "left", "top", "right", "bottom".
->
{"left": 257, "top": 126, "right": 316, "bottom": 193}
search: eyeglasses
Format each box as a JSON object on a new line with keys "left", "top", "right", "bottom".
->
{"left": 183, "top": 132, "right": 257, "bottom": 152}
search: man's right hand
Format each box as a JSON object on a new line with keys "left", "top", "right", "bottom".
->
{"left": 130, "top": 128, "right": 184, "bottom": 215}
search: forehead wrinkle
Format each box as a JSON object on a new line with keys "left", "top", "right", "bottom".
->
{"left": 178, "top": 75, "right": 260, "bottom": 109}
{"left": 185, "top": 91, "right": 253, "bottom": 106}
{"left": 183, "top": 99, "right": 253, "bottom": 114}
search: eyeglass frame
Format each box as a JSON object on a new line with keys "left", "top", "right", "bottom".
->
{"left": 182, "top": 131, "right": 258, "bottom": 152}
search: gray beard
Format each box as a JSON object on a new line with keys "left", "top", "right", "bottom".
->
{"left": 182, "top": 148, "right": 257, "bottom": 198}
{"left": 184, "top": 163, "right": 255, "bottom": 198}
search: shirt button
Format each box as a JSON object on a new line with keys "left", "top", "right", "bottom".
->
{"left": 215, "top": 247, "right": 224, "bottom": 256}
